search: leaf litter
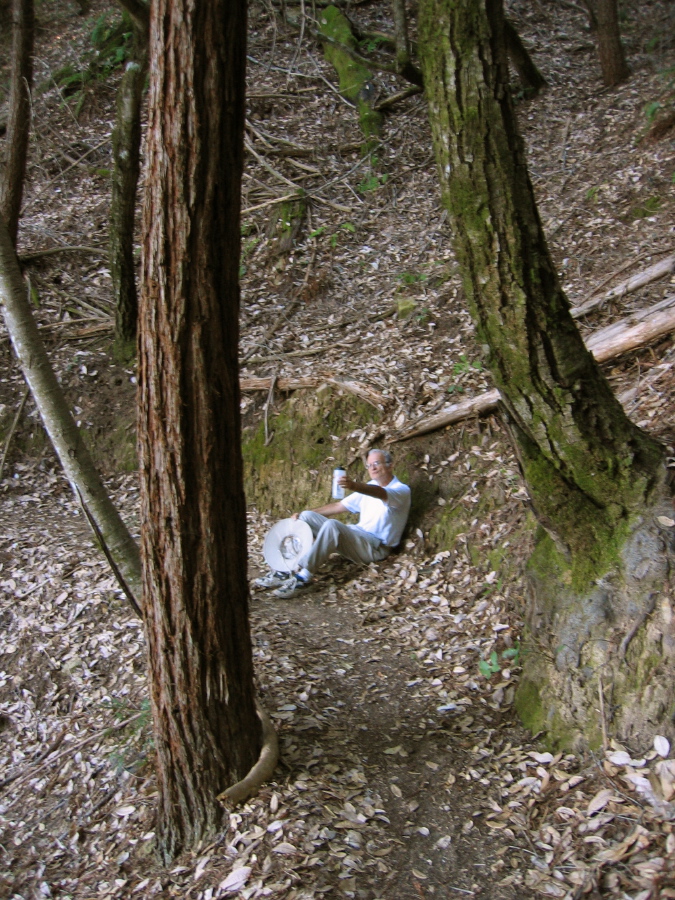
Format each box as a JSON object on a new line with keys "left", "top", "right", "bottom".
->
{"left": 2, "top": 0, "right": 675, "bottom": 898}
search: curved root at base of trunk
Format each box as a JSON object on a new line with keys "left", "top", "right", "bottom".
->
{"left": 217, "top": 701, "right": 279, "bottom": 807}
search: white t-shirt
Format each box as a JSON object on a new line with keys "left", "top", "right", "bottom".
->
{"left": 341, "top": 476, "right": 411, "bottom": 547}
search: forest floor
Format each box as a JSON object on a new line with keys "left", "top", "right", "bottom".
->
{"left": 2, "top": 1, "right": 675, "bottom": 899}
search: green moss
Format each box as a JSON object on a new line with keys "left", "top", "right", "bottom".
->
{"left": 514, "top": 675, "right": 581, "bottom": 750}
{"left": 83, "top": 419, "right": 137, "bottom": 474}
{"left": 522, "top": 436, "right": 636, "bottom": 594}
{"left": 397, "top": 298, "right": 417, "bottom": 319}
{"left": 267, "top": 194, "right": 306, "bottom": 257}
{"left": 242, "top": 388, "right": 383, "bottom": 517}
{"left": 514, "top": 677, "right": 546, "bottom": 734}
{"left": 318, "top": 6, "right": 382, "bottom": 142}
{"left": 112, "top": 336, "right": 136, "bottom": 366}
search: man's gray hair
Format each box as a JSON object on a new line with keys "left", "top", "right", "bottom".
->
{"left": 368, "top": 448, "right": 392, "bottom": 465}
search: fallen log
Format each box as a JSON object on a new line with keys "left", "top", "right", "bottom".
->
{"left": 393, "top": 295, "right": 675, "bottom": 441}
{"left": 571, "top": 254, "right": 675, "bottom": 318}
{"left": 392, "top": 390, "right": 501, "bottom": 441}
{"left": 240, "top": 375, "right": 387, "bottom": 409}
{"left": 585, "top": 294, "right": 675, "bottom": 362}
{"left": 241, "top": 296, "right": 675, "bottom": 440}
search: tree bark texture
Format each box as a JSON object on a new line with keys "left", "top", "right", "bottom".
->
{"left": 0, "top": 216, "right": 142, "bottom": 601}
{"left": 592, "top": 0, "right": 629, "bottom": 87}
{"left": 139, "top": 0, "right": 261, "bottom": 862}
{"left": 419, "top": 0, "right": 663, "bottom": 574}
{"left": 419, "top": 0, "right": 674, "bottom": 748}
{"left": 110, "top": 27, "right": 147, "bottom": 347}
{"left": 0, "top": 0, "right": 34, "bottom": 245}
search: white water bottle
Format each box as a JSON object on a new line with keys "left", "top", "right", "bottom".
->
{"left": 332, "top": 466, "right": 346, "bottom": 500}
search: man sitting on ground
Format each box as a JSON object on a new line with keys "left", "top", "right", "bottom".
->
{"left": 256, "top": 449, "right": 411, "bottom": 598}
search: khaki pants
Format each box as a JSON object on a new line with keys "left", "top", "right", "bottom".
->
{"left": 297, "top": 511, "right": 390, "bottom": 574}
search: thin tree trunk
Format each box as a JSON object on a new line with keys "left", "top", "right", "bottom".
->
{"left": 391, "top": 0, "right": 423, "bottom": 87}
{"left": 592, "top": 0, "right": 629, "bottom": 86}
{"left": 110, "top": 25, "right": 147, "bottom": 349}
{"left": 0, "top": 0, "right": 34, "bottom": 245}
{"left": 503, "top": 18, "right": 546, "bottom": 95}
{"left": 0, "top": 216, "right": 142, "bottom": 602}
{"left": 139, "top": 0, "right": 262, "bottom": 862}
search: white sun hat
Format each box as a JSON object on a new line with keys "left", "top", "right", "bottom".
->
{"left": 263, "top": 518, "right": 314, "bottom": 573}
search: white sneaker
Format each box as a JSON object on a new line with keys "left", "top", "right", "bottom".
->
{"left": 253, "top": 571, "right": 289, "bottom": 590}
{"left": 272, "top": 575, "right": 311, "bottom": 598}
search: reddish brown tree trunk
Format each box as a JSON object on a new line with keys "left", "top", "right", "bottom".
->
{"left": 593, "top": 0, "right": 629, "bottom": 86}
{"left": 138, "top": 0, "right": 261, "bottom": 862}
{"left": 0, "top": 0, "right": 34, "bottom": 245}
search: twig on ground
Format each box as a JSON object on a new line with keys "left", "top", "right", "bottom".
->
{"left": 242, "top": 244, "right": 317, "bottom": 363}
{"left": 264, "top": 371, "right": 278, "bottom": 446}
{"left": 374, "top": 85, "right": 423, "bottom": 111}
{"left": 0, "top": 727, "right": 66, "bottom": 791}
{"left": 242, "top": 192, "right": 300, "bottom": 216}
{"left": 18, "top": 245, "right": 104, "bottom": 263}
{"left": 23, "top": 139, "right": 110, "bottom": 210}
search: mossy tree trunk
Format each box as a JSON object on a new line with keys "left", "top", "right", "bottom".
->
{"left": 318, "top": 5, "right": 382, "bottom": 145}
{"left": 419, "top": 0, "right": 674, "bottom": 748}
{"left": 110, "top": 13, "right": 147, "bottom": 352}
{"left": 139, "top": 0, "right": 261, "bottom": 862}
{"left": 0, "top": 0, "right": 34, "bottom": 245}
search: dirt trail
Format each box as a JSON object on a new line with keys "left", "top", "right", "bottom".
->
{"left": 251, "top": 579, "right": 527, "bottom": 899}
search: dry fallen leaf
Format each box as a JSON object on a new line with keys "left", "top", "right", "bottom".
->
{"left": 587, "top": 789, "right": 615, "bottom": 816}
{"left": 654, "top": 735, "right": 671, "bottom": 758}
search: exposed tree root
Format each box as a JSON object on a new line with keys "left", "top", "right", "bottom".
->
{"left": 217, "top": 702, "right": 279, "bottom": 806}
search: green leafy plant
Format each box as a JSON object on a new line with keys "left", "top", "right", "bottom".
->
{"left": 645, "top": 100, "right": 663, "bottom": 123}
{"left": 452, "top": 355, "right": 482, "bottom": 376}
{"left": 585, "top": 185, "right": 601, "bottom": 202}
{"left": 103, "top": 697, "right": 153, "bottom": 773}
{"left": 90, "top": 12, "right": 133, "bottom": 76}
{"left": 631, "top": 195, "right": 662, "bottom": 219}
{"left": 398, "top": 271, "right": 428, "bottom": 286}
{"left": 479, "top": 642, "right": 520, "bottom": 678}
{"left": 478, "top": 651, "right": 501, "bottom": 678}
{"left": 358, "top": 34, "right": 388, "bottom": 54}
{"left": 357, "top": 172, "right": 388, "bottom": 193}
